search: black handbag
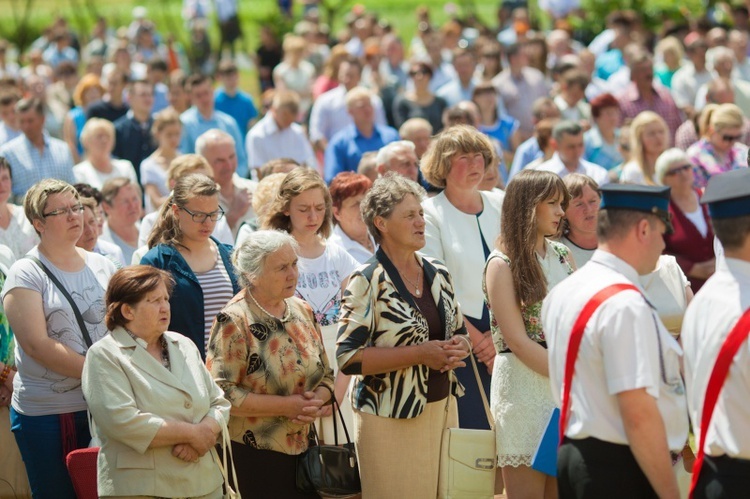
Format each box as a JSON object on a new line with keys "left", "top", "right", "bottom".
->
{"left": 296, "top": 397, "right": 361, "bottom": 498}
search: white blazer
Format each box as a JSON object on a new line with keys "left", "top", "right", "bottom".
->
{"left": 82, "top": 327, "right": 231, "bottom": 498}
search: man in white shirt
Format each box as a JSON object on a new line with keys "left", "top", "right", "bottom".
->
{"left": 542, "top": 184, "right": 688, "bottom": 499}
{"left": 682, "top": 168, "right": 750, "bottom": 498}
{"left": 374, "top": 140, "right": 419, "bottom": 182}
{"left": 535, "top": 120, "right": 610, "bottom": 185}
{"left": 245, "top": 90, "right": 316, "bottom": 172}
{"left": 436, "top": 48, "right": 478, "bottom": 107}
{"left": 671, "top": 33, "right": 712, "bottom": 118}
{"left": 729, "top": 29, "right": 750, "bottom": 81}
{"left": 195, "top": 129, "right": 256, "bottom": 238}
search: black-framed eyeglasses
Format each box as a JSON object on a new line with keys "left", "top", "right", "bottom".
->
{"left": 179, "top": 206, "right": 225, "bottom": 223}
{"left": 664, "top": 164, "right": 692, "bottom": 176}
{"left": 722, "top": 134, "right": 742, "bottom": 143}
{"left": 43, "top": 204, "right": 85, "bottom": 218}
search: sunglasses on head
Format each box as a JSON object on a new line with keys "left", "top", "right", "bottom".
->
{"left": 722, "top": 134, "right": 742, "bottom": 143}
{"left": 664, "top": 164, "right": 691, "bottom": 176}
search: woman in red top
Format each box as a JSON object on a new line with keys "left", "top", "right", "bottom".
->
{"left": 656, "top": 148, "right": 716, "bottom": 291}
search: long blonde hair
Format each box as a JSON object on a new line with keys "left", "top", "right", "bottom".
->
{"left": 499, "top": 170, "right": 570, "bottom": 306}
{"left": 629, "top": 111, "right": 668, "bottom": 185}
{"left": 147, "top": 173, "right": 220, "bottom": 250}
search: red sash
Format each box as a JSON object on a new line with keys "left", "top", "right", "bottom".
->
{"left": 559, "top": 283, "right": 640, "bottom": 444}
{"left": 689, "top": 309, "right": 750, "bottom": 498}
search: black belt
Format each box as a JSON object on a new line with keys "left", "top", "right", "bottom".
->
{"left": 499, "top": 341, "right": 547, "bottom": 354}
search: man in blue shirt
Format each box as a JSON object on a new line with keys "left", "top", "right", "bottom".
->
{"left": 214, "top": 60, "right": 258, "bottom": 137}
{"left": 0, "top": 97, "right": 75, "bottom": 199}
{"left": 180, "top": 73, "right": 249, "bottom": 178}
{"left": 324, "top": 87, "right": 399, "bottom": 183}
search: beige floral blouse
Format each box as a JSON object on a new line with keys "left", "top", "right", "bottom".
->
{"left": 206, "top": 290, "right": 335, "bottom": 455}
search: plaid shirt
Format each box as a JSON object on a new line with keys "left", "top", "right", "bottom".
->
{"left": 617, "top": 82, "right": 684, "bottom": 144}
{"left": 0, "top": 133, "right": 75, "bottom": 198}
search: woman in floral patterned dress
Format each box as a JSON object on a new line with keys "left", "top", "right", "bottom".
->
{"left": 686, "top": 103, "right": 748, "bottom": 189}
{"left": 207, "top": 230, "right": 335, "bottom": 498}
{"left": 483, "top": 170, "right": 575, "bottom": 498}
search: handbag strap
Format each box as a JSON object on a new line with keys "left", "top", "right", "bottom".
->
{"left": 468, "top": 348, "right": 494, "bottom": 430}
{"left": 328, "top": 395, "right": 353, "bottom": 446}
{"left": 559, "top": 283, "right": 640, "bottom": 445}
{"left": 689, "top": 308, "right": 750, "bottom": 499}
{"left": 24, "top": 255, "right": 93, "bottom": 348}
{"left": 220, "top": 423, "right": 240, "bottom": 496}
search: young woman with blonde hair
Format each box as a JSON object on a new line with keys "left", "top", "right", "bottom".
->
{"left": 687, "top": 102, "right": 748, "bottom": 188}
{"left": 483, "top": 169, "right": 575, "bottom": 498}
{"left": 620, "top": 111, "right": 670, "bottom": 185}
{"left": 140, "top": 109, "right": 183, "bottom": 213}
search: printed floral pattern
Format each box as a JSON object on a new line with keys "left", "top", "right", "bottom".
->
{"left": 206, "top": 290, "right": 334, "bottom": 455}
{"left": 687, "top": 138, "right": 748, "bottom": 189}
{"left": 483, "top": 240, "right": 575, "bottom": 353}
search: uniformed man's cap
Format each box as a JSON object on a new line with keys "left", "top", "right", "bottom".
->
{"left": 600, "top": 184, "right": 673, "bottom": 233}
{"left": 701, "top": 168, "right": 750, "bottom": 219}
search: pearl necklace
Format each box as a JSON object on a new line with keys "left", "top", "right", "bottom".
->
{"left": 248, "top": 291, "right": 290, "bottom": 321}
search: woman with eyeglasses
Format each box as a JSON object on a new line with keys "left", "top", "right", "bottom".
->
{"left": 141, "top": 173, "right": 240, "bottom": 359}
{"left": 656, "top": 148, "right": 716, "bottom": 292}
{"left": 2, "top": 179, "right": 116, "bottom": 498}
{"left": 393, "top": 61, "right": 448, "bottom": 134}
{"left": 687, "top": 103, "right": 748, "bottom": 189}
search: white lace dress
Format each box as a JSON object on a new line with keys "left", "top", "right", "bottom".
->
{"left": 483, "top": 240, "right": 575, "bottom": 467}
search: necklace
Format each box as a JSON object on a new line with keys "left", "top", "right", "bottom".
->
{"left": 125, "top": 328, "right": 171, "bottom": 370}
{"left": 399, "top": 264, "right": 423, "bottom": 297}
{"left": 248, "top": 290, "right": 290, "bottom": 321}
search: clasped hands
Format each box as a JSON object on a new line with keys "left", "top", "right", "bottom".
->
{"left": 172, "top": 417, "right": 221, "bottom": 463}
{"left": 422, "top": 336, "right": 471, "bottom": 373}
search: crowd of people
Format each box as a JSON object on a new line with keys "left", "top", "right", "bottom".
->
{"left": 1, "top": 2, "right": 750, "bottom": 499}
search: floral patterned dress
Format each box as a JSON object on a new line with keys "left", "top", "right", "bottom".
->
{"left": 687, "top": 138, "right": 748, "bottom": 189}
{"left": 482, "top": 239, "right": 575, "bottom": 467}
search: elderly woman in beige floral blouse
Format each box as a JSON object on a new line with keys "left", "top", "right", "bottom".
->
{"left": 207, "top": 230, "right": 335, "bottom": 499}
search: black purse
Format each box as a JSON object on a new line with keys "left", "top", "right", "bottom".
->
{"left": 295, "top": 397, "right": 361, "bottom": 498}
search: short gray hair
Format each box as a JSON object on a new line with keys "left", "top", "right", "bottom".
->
{"left": 232, "top": 230, "right": 299, "bottom": 289}
{"left": 654, "top": 148, "right": 690, "bottom": 185}
{"left": 361, "top": 173, "right": 426, "bottom": 244}
{"left": 195, "top": 129, "right": 235, "bottom": 157}
{"left": 552, "top": 120, "right": 583, "bottom": 141}
{"left": 375, "top": 140, "right": 416, "bottom": 168}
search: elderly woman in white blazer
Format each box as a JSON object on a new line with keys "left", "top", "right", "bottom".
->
{"left": 82, "top": 266, "right": 230, "bottom": 499}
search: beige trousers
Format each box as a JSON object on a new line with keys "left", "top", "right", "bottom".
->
{"left": 354, "top": 396, "right": 458, "bottom": 499}
{"left": 0, "top": 405, "right": 31, "bottom": 499}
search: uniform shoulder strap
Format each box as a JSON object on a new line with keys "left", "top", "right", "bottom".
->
{"left": 559, "top": 283, "right": 641, "bottom": 444}
{"left": 689, "top": 308, "right": 750, "bottom": 498}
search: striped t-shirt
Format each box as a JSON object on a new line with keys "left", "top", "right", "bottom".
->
{"left": 195, "top": 258, "right": 235, "bottom": 349}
